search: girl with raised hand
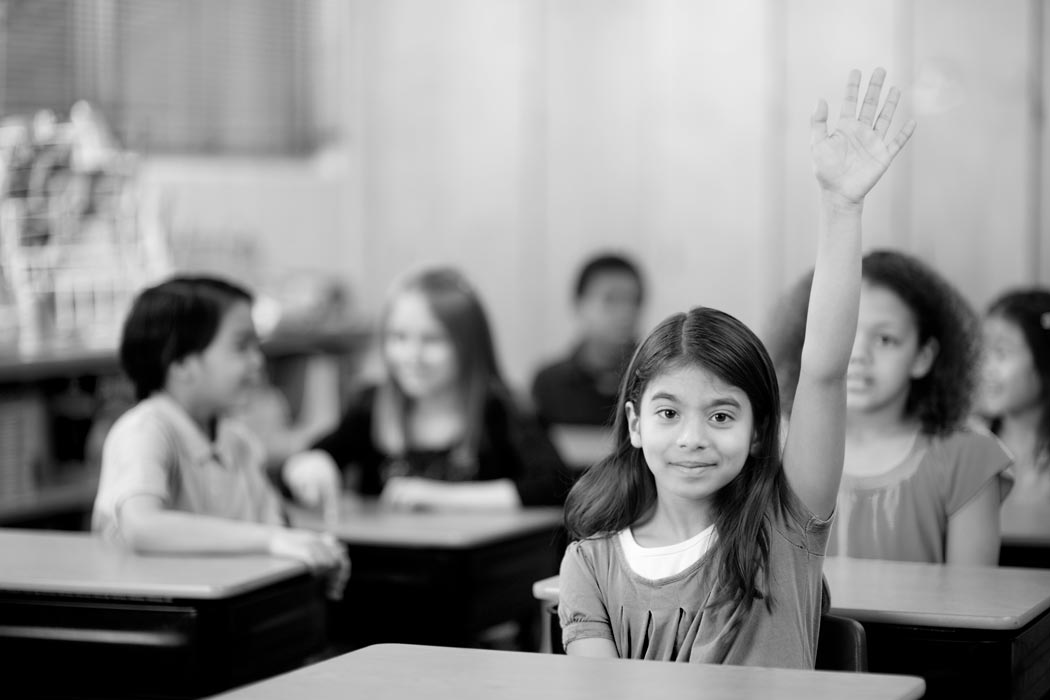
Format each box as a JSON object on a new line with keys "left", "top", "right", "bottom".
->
{"left": 557, "top": 68, "right": 914, "bottom": 667}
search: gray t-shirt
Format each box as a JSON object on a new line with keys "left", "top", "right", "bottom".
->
{"left": 829, "top": 428, "right": 1013, "bottom": 562}
{"left": 558, "top": 492, "right": 831, "bottom": 668}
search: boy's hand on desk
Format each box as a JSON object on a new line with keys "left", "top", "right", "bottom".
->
{"left": 269, "top": 529, "right": 348, "bottom": 570}
{"left": 283, "top": 450, "right": 342, "bottom": 517}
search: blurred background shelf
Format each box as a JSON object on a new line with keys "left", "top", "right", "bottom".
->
{"left": 0, "top": 469, "right": 98, "bottom": 527}
{"left": 0, "top": 323, "right": 371, "bottom": 384}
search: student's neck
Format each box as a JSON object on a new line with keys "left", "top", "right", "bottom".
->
{"left": 162, "top": 389, "right": 219, "bottom": 440}
{"left": 845, "top": 406, "right": 916, "bottom": 443}
{"left": 999, "top": 406, "right": 1046, "bottom": 470}
{"left": 634, "top": 496, "right": 715, "bottom": 546}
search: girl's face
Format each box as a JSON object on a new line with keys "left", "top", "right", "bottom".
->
{"left": 384, "top": 290, "right": 459, "bottom": 399}
{"left": 847, "top": 283, "right": 936, "bottom": 417}
{"left": 625, "top": 364, "right": 755, "bottom": 506}
{"left": 979, "top": 315, "right": 1042, "bottom": 418}
{"left": 190, "top": 301, "right": 264, "bottom": 413}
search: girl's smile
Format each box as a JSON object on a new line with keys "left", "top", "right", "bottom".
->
{"left": 626, "top": 364, "right": 755, "bottom": 507}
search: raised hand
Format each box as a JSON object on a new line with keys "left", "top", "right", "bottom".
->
{"left": 811, "top": 68, "right": 916, "bottom": 205}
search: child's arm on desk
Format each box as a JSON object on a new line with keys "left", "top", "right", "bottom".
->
{"left": 118, "top": 495, "right": 346, "bottom": 571}
{"left": 784, "top": 68, "right": 915, "bottom": 519}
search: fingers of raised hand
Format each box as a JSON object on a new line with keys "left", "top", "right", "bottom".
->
{"left": 838, "top": 68, "right": 862, "bottom": 121}
{"left": 873, "top": 85, "right": 901, "bottom": 138}
{"left": 886, "top": 117, "right": 918, "bottom": 160}
{"left": 856, "top": 67, "right": 887, "bottom": 125}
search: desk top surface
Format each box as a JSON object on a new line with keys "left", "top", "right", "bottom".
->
{"left": 1001, "top": 497, "right": 1050, "bottom": 546}
{"left": 206, "top": 643, "right": 925, "bottom": 700}
{"left": 289, "top": 498, "right": 564, "bottom": 548}
{"left": 534, "top": 556, "right": 1050, "bottom": 631}
{"left": 0, "top": 529, "right": 307, "bottom": 599}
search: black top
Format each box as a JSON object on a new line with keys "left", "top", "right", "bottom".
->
{"left": 310, "top": 385, "right": 571, "bottom": 507}
{"left": 530, "top": 344, "right": 629, "bottom": 428}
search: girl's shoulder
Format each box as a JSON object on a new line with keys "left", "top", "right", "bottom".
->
{"left": 926, "top": 426, "right": 1010, "bottom": 463}
{"left": 565, "top": 532, "right": 619, "bottom": 563}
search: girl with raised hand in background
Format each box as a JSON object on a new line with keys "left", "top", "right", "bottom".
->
{"left": 768, "top": 256, "right": 1013, "bottom": 566}
{"left": 557, "top": 68, "right": 914, "bottom": 667}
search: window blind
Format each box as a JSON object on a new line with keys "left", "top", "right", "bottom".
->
{"left": 0, "top": 0, "right": 317, "bottom": 155}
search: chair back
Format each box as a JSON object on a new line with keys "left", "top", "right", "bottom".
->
{"left": 815, "top": 612, "right": 868, "bottom": 672}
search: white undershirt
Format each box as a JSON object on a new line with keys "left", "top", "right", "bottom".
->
{"left": 618, "top": 524, "right": 716, "bottom": 580}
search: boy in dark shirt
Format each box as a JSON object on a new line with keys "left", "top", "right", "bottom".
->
{"left": 531, "top": 253, "right": 644, "bottom": 433}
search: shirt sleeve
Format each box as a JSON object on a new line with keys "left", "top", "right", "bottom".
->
{"left": 558, "top": 540, "right": 615, "bottom": 648}
{"left": 940, "top": 430, "right": 1015, "bottom": 515}
{"left": 93, "top": 412, "right": 175, "bottom": 539}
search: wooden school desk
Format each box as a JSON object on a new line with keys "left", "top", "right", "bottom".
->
{"left": 1000, "top": 497, "right": 1050, "bottom": 569}
{"left": 204, "top": 642, "right": 926, "bottom": 700}
{"left": 533, "top": 559, "right": 1050, "bottom": 700}
{"left": 0, "top": 529, "right": 326, "bottom": 699}
{"left": 290, "top": 498, "right": 564, "bottom": 649}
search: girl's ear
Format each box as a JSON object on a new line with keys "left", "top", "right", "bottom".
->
{"left": 910, "top": 338, "right": 940, "bottom": 379}
{"left": 625, "top": 401, "right": 643, "bottom": 448}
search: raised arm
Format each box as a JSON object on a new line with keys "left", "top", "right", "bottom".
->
{"left": 783, "top": 68, "right": 916, "bottom": 518}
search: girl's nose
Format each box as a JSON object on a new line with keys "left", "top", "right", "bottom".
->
{"left": 676, "top": 418, "right": 708, "bottom": 450}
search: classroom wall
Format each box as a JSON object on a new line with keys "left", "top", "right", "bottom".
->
{"left": 143, "top": 0, "right": 1048, "bottom": 391}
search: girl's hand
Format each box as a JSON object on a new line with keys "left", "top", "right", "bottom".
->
{"left": 380, "top": 476, "right": 440, "bottom": 510}
{"left": 811, "top": 67, "right": 916, "bottom": 205}
{"left": 282, "top": 450, "right": 342, "bottom": 525}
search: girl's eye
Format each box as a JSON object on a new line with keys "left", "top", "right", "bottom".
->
{"left": 710, "top": 412, "right": 733, "bottom": 424}
{"left": 657, "top": 408, "right": 677, "bottom": 420}
{"left": 876, "top": 334, "right": 898, "bottom": 346}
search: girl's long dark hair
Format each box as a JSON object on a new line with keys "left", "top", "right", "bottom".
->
{"left": 986, "top": 288, "right": 1050, "bottom": 468}
{"left": 564, "top": 307, "right": 794, "bottom": 612}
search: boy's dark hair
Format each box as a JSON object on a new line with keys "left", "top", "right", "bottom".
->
{"left": 574, "top": 253, "right": 644, "bottom": 303}
{"left": 767, "top": 249, "right": 980, "bottom": 435}
{"left": 120, "top": 276, "right": 253, "bottom": 401}
{"left": 986, "top": 288, "right": 1050, "bottom": 462}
